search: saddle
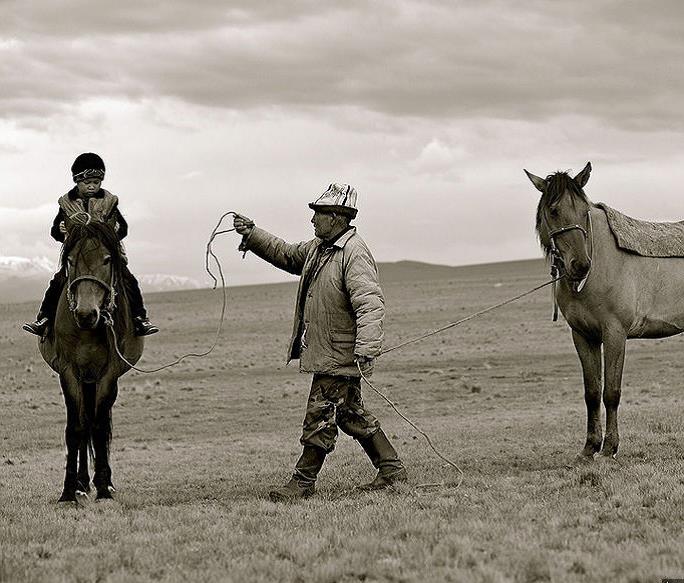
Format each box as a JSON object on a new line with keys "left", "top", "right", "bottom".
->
{"left": 596, "top": 202, "right": 684, "bottom": 258}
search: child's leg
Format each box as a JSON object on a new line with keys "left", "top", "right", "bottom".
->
{"left": 122, "top": 266, "right": 147, "bottom": 319}
{"left": 122, "top": 267, "right": 158, "bottom": 335}
{"left": 23, "top": 268, "right": 66, "bottom": 335}
{"left": 39, "top": 268, "right": 67, "bottom": 321}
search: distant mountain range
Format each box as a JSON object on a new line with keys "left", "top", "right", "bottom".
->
{"left": 0, "top": 255, "right": 548, "bottom": 304}
{"left": 0, "top": 255, "right": 202, "bottom": 303}
{"left": 377, "top": 258, "right": 547, "bottom": 282}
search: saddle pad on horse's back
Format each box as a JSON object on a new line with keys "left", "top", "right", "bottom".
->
{"left": 596, "top": 202, "right": 684, "bottom": 258}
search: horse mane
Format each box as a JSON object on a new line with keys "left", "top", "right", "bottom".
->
{"left": 535, "top": 171, "right": 589, "bottom": 256}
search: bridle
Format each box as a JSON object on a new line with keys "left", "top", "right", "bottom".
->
{"left": 547, "top": 208, "right": 594, "bottom": 320}
{"left": 66, "top": 265, "right": 117, "bottom": 316}
{"left": 63, "top": 212, "right": 118, "bottom": 320}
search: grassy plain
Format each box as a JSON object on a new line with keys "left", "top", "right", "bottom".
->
{"left": 1, "top": 260, "right": 683, "bottom": 583}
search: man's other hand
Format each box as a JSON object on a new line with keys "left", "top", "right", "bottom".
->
{"left": 355, "top": 355, "right": 374, "bottom": 375}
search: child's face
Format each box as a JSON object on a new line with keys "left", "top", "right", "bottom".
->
{"left": 76, "top": 178, "right": 102, "bottom": 196}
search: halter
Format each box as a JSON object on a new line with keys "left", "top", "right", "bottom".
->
{"left": 66, "top": 270, "right": 117, "bottom": 316}
{"left": 64, "top": 211, "right": 118, "bottom": 318}
{"left": 548, "top": 209, "right": 594, "bottom": 321}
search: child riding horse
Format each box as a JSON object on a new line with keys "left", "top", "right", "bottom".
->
{"left": 23, "top": 152, "right": 158, "bottom": 337}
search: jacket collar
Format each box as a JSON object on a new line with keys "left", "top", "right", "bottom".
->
{"left": 319, "top": 226, "right": 356, "bottom": 250}
{"left": 332, "top": 226, "right": 356, "bottom": 248}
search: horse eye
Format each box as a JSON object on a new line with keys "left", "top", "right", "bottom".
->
{"left": 549, "top": 208, "right": 559, "bottom": 218}
{"left": 103, "top": 256, "right": 111, "bottom": 265}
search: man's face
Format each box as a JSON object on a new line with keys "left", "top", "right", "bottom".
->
{"left": 311, "top": 210, "right": 337, "bottom": 239}
{"left": 76, "top": 178, "right": 102, "bottom": 196}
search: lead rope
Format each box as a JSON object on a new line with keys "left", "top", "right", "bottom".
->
{"left": 358, "top": 273, "right": 565, "bottom": 490}
{"left": 380, "top": 275, "right": 564, "bottom": 356}
{"left": 358, "top": 362, "right": 465, "bottom": 489}
{"left": 104, "top": 211, "right": 239, "bottom": 373}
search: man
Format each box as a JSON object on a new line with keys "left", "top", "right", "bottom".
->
{"left": 233, "top": 183, "right": 407, "bottom": 501}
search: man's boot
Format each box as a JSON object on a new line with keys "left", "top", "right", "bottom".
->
{"left": 357, "top": 429, "right": 407, "bottom": 490}
{"left": 269, "top": 445, "right": 327, "bottom": 502}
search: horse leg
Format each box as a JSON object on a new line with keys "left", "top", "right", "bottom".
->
{"left": 571, "top": 330, "right": 603, "bottom": 462}
{"left": 77, "top": 441, "right": 91, "bottom": 493}
{"left": 76, "top": 382, "right": 95, "bottom": 493}
{"left": 92, "top": 378, "right": 118, "bottom": 499}
{"left": 600, "top": 328, "right": 626, "bottom": 458}
{"left": 59, "top": 373, "right": 83, "bottom": 503}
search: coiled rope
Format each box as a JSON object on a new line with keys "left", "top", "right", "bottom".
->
{"left": 104, "top": 212, "right": 238, "bottom": 373}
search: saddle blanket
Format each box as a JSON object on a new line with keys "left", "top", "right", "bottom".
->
{"left": 596, "top": 202, "right": 684, "bottom": 258}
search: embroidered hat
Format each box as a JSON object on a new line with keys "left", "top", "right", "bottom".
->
{"left": 309, "top": 183, "right": 358, "bottom": 218}
{"left": 71, "top": 152, "right": 106, "bottom": 182}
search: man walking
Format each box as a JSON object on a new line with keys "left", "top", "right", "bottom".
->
{"left": 233, "top": 184, "right": 407, "bottom": 501}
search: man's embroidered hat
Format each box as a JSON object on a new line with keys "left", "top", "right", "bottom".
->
{"left": 309, "top": 183, "right": 358, "bottom": 218}
{"left": 71, "top": 152, "right": 105, "bottom": 183}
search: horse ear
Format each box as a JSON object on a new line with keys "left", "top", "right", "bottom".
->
{"left": 524, "top": 169, "right": 547, "bottom": 193}
{"left": 574, "top": 162, "right": 592, "bottom": 188}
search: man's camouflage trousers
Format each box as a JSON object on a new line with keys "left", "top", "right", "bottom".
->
{"left": 300, "top": 373, "right": 380, "bottom": 453}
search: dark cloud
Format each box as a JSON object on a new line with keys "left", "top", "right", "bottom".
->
{"left": 2, "top": 0, "right": 683, "bottom": 129}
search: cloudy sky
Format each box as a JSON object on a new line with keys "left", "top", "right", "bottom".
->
{"left": 2, "top": 0, "right": 684, "bottom": 286}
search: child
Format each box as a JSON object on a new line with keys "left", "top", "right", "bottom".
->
{"left": 22, "top": 153, "right": 159, "bottom": 337}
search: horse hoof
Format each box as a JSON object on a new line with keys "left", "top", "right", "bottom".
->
{"left": 597, "top": 452, "right": 618, "bottom": 463}
{"left": 58, "top": 492, "right": 77, "bottom": 503}
{"left": 75, "top": 490, "right": 90, "bottom": 503}
{"left": 565, "top": 454, "right": 594, "bottom": 469}
{"left": 96, "top": 487, "right": 114, "bottom": 500}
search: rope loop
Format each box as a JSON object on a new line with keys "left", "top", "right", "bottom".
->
{"left": 105, "top": 211, "right": 238, "bottom": 373}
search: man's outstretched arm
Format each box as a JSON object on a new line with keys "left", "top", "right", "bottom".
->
{"left": 234, "top": 213, "right": 315, "bottom": 276}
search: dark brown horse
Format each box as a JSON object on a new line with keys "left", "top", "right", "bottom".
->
{"left": 526, "top": 162, "right": 684, "bottom": 464}
{"left": 38, "top": 221, "right": 143, "bottom": 501}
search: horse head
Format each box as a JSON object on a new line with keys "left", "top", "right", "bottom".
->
{"left": 526, "top": 162, "right": 593, "bottom": 284}
{"left": 61, "top": 221, "right": 122, "bottom": 330}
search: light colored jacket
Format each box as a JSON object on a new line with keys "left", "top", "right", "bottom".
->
{"left": 240, "top": 226, "right": 384, "bottom": 376}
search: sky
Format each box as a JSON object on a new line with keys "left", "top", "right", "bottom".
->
{"left": 2, "top": 0, "right": 684, "bottom": 287}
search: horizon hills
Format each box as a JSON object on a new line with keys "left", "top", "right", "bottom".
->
{"left": 0, "top": 256, "right": 548, "bottom": 305}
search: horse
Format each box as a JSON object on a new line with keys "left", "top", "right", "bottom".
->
{"left": 38, "top": 220, "right": 143, "bottom": 501}
{"left": 526, "top": 162, "right": 684, "bottom": 464}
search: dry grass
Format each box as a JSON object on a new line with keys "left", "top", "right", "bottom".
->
{"left": 1, "top": 264, "right": 683, "bottom": 582}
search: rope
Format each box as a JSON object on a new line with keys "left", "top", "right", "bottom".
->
{"left": 381, "top": 275, "right": 564, "bottom": 356}
{"left": 358, "top": 273, "right": 566, "bottom": 490}
{"left": 358, "top": 362, "right": 464, "bottom": 489}
{"left": 104, "top": 212, "right": 238, "bottom": 373}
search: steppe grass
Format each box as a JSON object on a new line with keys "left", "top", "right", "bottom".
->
{"left": 1, "top": 268, "right": 683, "bottom": 582}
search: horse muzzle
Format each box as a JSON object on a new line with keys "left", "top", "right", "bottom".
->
{"left": 74, "top": 307, "right": 101, "bottom": 330}
{"left": 566, "top": 258, "right": 591, "bottom": 293}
